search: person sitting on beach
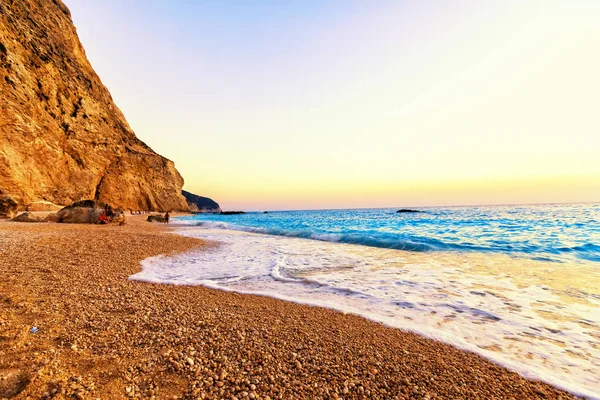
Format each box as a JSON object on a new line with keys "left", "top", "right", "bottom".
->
{"left": 98, "top": 212, "right": 110, "bottom": 224}
{"left": 164, "top": 211, "right": 170, "bottom": 224}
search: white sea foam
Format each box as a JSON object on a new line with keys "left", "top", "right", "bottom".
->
{"left": 130, "top": 227, "right": 600, "bottom": 399}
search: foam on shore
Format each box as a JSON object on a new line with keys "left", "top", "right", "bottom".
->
{"left": 130, "top": 226, "right": 600, "bottom": 399}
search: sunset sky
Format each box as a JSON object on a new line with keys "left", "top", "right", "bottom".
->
{"left": 65, "top": 1, "right": 600, "bottom": 210}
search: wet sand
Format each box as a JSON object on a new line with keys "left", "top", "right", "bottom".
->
{"left": 0, "top": 216, "right": 578, "bottom": 399}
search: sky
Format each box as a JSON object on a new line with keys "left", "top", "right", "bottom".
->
{"left": 64, "top": 0, "right": 600, "bottom": 211}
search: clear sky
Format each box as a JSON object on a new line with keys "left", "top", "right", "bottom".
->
{"left": 64, "top": 1, "right": 600, "bottom": 211}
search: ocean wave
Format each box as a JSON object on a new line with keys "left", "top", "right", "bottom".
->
{"left": 174, "top": 204, "right": 600, "bottom": 264}
{"left": 191, "top": 221, "right": 437, "bottom": 252}
{"left": 186, "top": 221, "right": 600, "bottom": 262}
{"left": 132, "top": 226, "right": 600, "bottom": 399}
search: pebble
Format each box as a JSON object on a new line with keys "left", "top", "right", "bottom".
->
{"left": 0, "top": 218, "right": 574, "bottom": 400}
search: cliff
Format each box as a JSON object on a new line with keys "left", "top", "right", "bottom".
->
{"left": 0, "top": 0, "right": 189, "bottom": 211}
{"left": 182, "top": 190, "right": 221, "bottom": 213}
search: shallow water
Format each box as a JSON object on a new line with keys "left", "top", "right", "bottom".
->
{"left": 177, "top": 204, "right": 600, "bottom": 263}
{"left": 131, "top": 204, "right": 600, "bottom": 398}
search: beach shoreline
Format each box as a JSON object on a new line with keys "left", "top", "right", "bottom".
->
{"left": 0, "top": 216, "right": 579, "bottom": 399}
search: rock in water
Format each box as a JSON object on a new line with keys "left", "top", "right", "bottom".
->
{"left": 0, "top": 0, "right": 189, "bottom": 212}
{"left": 182, "top": 190, "right": 221, "bottom": 213}
{"left": 396, "top": 209, "right": 422, "bottom": 213}
{"left": 11, "top": 212, "right": 43, "bottom": 222}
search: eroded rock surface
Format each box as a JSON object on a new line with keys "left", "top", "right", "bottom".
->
{"left": 0, "top": 188, "right": 18, "bottom": 219}
{"left": 0, "top": 0, "right": 188, "bottom": 211}
{"left": 55, "top": 199, "right": 126, "bottom": 224}
{"left": 56, "top": 200, "right": 104, "bottom": 224}
{"left": 42, "top": 212, "right": 59, "bottom": 223}
{"left": 25, "top": 201, "right": 62, "bottom": 212}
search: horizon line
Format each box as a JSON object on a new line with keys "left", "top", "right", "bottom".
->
{"left": 221, "top": 200, "right": 599, "bottom": 213}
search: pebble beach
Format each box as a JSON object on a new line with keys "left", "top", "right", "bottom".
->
{"left": 0, "top": 216, "right": 579, "bottom": 399}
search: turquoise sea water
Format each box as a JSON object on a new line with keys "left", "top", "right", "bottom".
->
{"left": 178, "top": 203, "right": 600, "bottom": 264}
{"left": 133, "top": 203, "right": 600, "bottom": 398}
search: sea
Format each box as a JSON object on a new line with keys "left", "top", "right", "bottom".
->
{"left": 130, "top": 203, "right": 600, "bottom": 398}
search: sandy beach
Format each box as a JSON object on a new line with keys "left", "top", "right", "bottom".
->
{"left": 0, "top": 216, "right": 578, "bottom": 399}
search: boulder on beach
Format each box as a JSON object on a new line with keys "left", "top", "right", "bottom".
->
{"left": 42, "top": 213, "right": 59, "bottom": 223}
{"left": 11, "top": 212, "right": 43, "bottom": 222}
{"left": 111, "top": 213, "right": 126, "bottom": 225}
{"left": 25, "top": 201, "right": 62, "bottom": 212}
{"left": 56, "top": 200, "right": 125, "bottom": 224}
{"left": 57, "top": 200, "right": 104, "bottom": 224}
{"left": 0, "top": 190, "right": 18, "bottom": 219}
{"left": 147, "top": 214, "right": 166, "bottom": 223}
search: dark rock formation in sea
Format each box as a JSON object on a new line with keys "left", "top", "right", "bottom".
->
{"left": 396, "top": 209, "right": 422, "bottom": 213}
{"left": 220, "top": 211, "right": 245, "bottom": 215}
{"left": 182, "top": 190, "right": 221, "bottom": 213}
{"left": 0, "top": 0, "right": 189, "bottom": 212}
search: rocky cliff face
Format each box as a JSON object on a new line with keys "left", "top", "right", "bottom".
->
{"left": 182, "top": 190, "right": 221, "bottom": 213}
{"left": 0, "top": 0, "right": 189, "bottom": 211}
